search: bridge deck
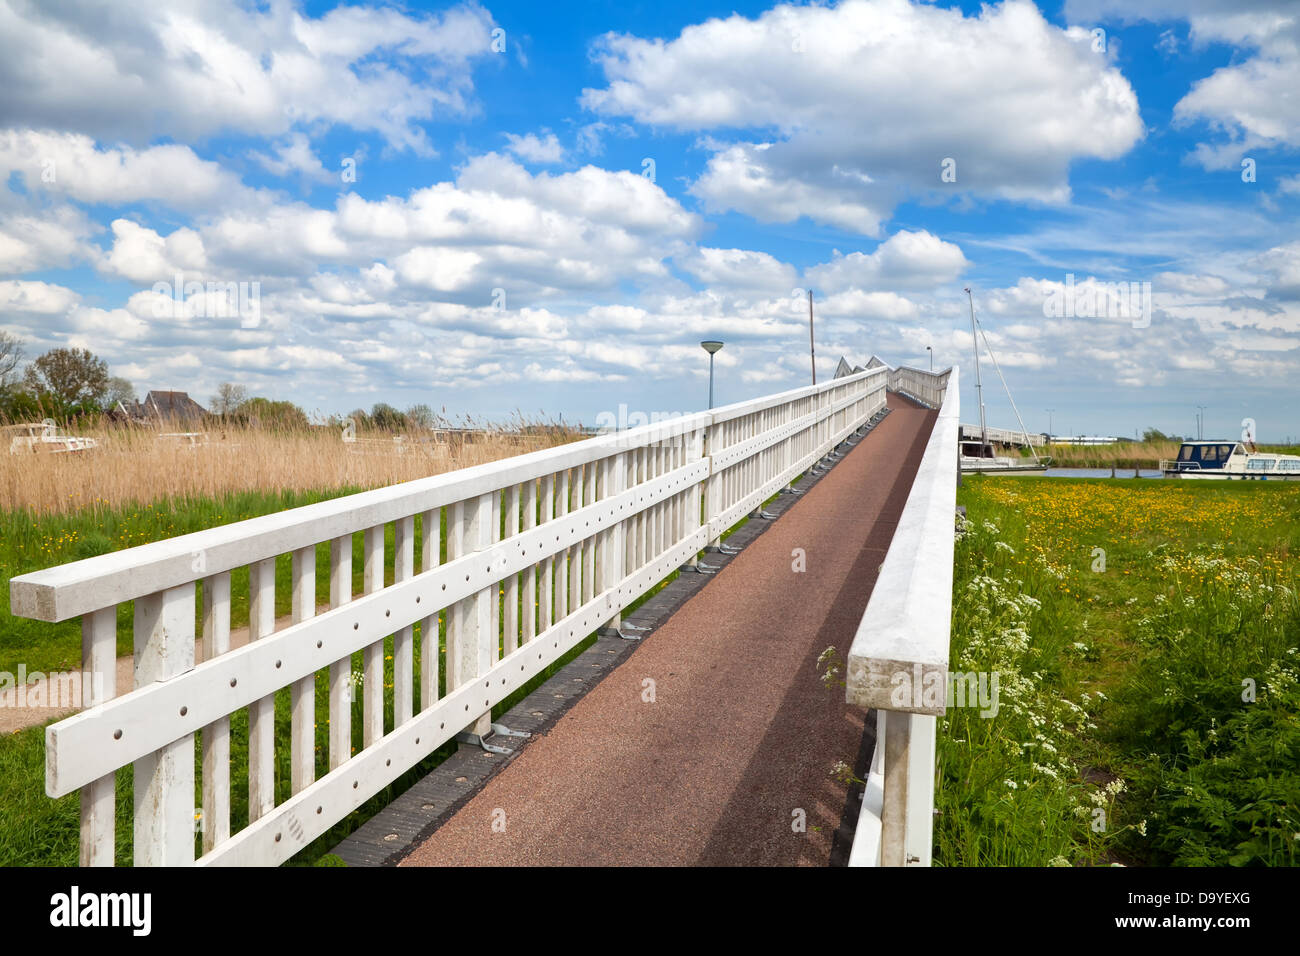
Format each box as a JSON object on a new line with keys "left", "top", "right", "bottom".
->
{"left": 399, "top": 393, "right": 938, "bottom": 866}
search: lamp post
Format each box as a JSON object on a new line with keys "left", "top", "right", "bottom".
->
{"left": 1046, "top": 408, "right": 1055, "bottom": 440}
{"left": 701, "top": 340, "right": 724, "bottom": 409}
{"left": 926, "top": 345, "right": 933, "bottom": 371}
{"left": 1196, "top": 405, "right": 1207, "bottom": 440}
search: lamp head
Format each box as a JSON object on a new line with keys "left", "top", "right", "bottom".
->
{"left": 701, "top": 340, "right": 724, "bottom": 354}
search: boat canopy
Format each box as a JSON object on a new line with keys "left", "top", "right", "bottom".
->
{"left": 1175, "top": 441, "right": 1244, "bottom": 470}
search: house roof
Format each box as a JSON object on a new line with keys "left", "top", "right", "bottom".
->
{"left": 145, "top": 391, "right": 207, "bottom": 417}
{"left": 114, "top": 390, "right": 208, "bottom": 421}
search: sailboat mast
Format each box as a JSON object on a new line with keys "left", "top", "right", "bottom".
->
{"left": 965, "top": 287, "right": 987, "bottom": 447}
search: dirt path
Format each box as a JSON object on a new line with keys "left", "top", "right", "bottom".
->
{"left": 400, "top": 394, "right": 938, "bottom": 866}
{"left": 0, "top": 607, "right": 321, "bottom": 735}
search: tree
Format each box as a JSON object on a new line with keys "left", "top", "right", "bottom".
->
{"left": 0, "top": 388, "right": 41, "bottom": 423}
{"left": 1141, "top": 427, "right": 1170, "bottom": 443}
{"left": 23, "top": 347, "right": 109, "bottom": 410}
{"left": 406, "top": 403, "right": 436, "bottom": 430}
{"left": 0, "top": 331, "right": 23, "bottom": 394}
{"left": 210, "top": 383, "right": 249, "bottom": 417}
{"left": 238, "top": 397, "right": 309, "bottom": 430}
{"left": 370, "top": 402, "right": 407, "bottom": 431}
{"left": 104, "top": 376, "right": 137, "bottom": 408}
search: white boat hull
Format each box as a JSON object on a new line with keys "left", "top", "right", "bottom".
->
{"left": 1162, "top": 471, "right": 1300, "bottom": 481}
{"left": 961, "top": 457, "right": 1050, "bottom": 473}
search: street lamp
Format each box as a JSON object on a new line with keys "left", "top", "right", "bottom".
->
{"left": 925, "top": 345, "right": 933, "bottom": 371}
{"left": 1046, "top": 408, "right": 1055, "bottom": 440}
{"left": 1196, "top": 405, "right": 1207, "bottom": 440}
{"left": 701, "top": 340, "right": 724, "bottom": 409}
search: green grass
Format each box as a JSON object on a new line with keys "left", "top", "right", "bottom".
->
{"left": 939, "top": 476, "right": 1300, "bottom": 866}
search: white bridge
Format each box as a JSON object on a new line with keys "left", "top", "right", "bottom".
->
{"left": 10, "top": 363, "right": 959, "bottom": 868}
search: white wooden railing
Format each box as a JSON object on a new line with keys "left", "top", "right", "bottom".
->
{"left": 959, "top": 423, "right": 1046, "bottom": 447}
{"left": 887, "top": 365, "right": 951, "bottom": 410}
{"left": 846, "top": 366, "right": 959, "bottom": 866}
{"left": 11, "top": 368, "right": 887, "bottom": 866}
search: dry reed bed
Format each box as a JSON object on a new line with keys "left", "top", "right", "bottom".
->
{"left": 1041, "top": 440, "right": 1180, "bottom": 469}
{"left": 1, "top": 424, "right": 579, "bottom": 516}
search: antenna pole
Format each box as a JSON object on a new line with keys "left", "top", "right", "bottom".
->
{"left": 965, "top": 287, "right": 987, "bottom": 448}
{"left": 808, "top": 289, "right": 816, "bottom": 385}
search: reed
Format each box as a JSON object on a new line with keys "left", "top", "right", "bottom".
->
{"left": 1032, "top": 440, "right": 1298, "bottom": 470}
{"left": 1029, "top": 440, "right": 1180, "bottom": 469}
{"left": 0, "top": 414, "right": 581, "bottom": 516}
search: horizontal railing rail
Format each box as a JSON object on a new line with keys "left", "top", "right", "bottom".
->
{"left": 959, "top": 423, "right": 1045, "bottom": 446}
{"left": 12, "top": 366, "right": 888, "bottom": 866}
{"left": 845, "top": 365, "right": 958, "bottom": 867}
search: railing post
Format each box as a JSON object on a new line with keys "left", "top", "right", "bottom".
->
{"left": 704, "top": 421, "right": 722, "bottom": 549}
{"left": 362, "top": 525, "right": 385, "bottom": 748}
{"left": 132, "top": 584, "right": 196, "bottom": 866}
{"left": 80, "top": 606, "right": 117, "bottom": 866}
{"left": 420, "top": 510, "right": 441, "bottom": 707}
{"left": 452, "top": 493, "right": 493, "bottom": 739}
{"left": 248, "top": 558, "right": 275, "bottom": 822}
{"left": 393, "top": 517, "right": 415, "bottom": 725}
{"left": 906, "top": 714, "right": 937, "bottom": 866}
{"left": 201, "top": 572, "right": 232, "bottom": 853}
{"left": 879, "top": 710, "right": 911, "bottom": 867}
{"left": 603, "top": 452, "right": 627, "bottom": 628}
{"left": 291, "top": 546, "right": 317, "bottom": 792}
{"left": 328, "top": 535, "right": 352, "bottom": 770}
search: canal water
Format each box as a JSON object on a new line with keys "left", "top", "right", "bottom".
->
{"left": 992, "top": 468, "right": 1163, "bottom": 479}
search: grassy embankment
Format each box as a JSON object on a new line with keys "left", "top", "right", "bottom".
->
{"left": 938, "top": 476, "right": 1300, "bottom": 866}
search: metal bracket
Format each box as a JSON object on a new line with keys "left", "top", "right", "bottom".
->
{"left": 455, "top": 730, "right": 512, "bottom": 755}
{"left": 780, "top": 486, "right": 804, "bottom": 496}
{"left": 749, "top": 509, "right": 778, "bottom": 520}
{"left": 600, "top": 623, "right": 646, "bottom": 641}
{"left": 683, "top": 561, "right": 719, "bottom": 574}
{"left": 718, "top": 542, "right": 743, "bottom": 555}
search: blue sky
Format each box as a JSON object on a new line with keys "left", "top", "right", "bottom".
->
{"left": 1, "top": 0, "right": 1298, "bottom": 440}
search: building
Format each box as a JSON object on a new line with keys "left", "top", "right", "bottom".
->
{"left": 114, "top": 390, "right": 209, "bottom": 425}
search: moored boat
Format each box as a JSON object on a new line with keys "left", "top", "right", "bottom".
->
{"left": 961, "top": 288, "right": 1051, "bottom": 474}
{"left": 1160, "top": 441, "right": 1300, "bottom": 480}
{"left": 960, "top": 439, "right": 1053, "bottom": 473}
{"left": 3, "top": 420, "right": 99, "bottom": 455}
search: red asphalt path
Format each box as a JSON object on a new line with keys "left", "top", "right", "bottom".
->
{"left": 401, "top": 394, "right": 938, "bottom": 866}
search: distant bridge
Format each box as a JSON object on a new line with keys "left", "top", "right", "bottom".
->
{"left": 959, "top": 423, "right": 1046, "bottom": 448}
